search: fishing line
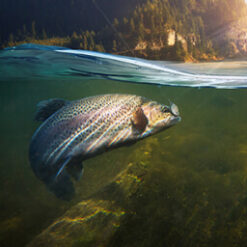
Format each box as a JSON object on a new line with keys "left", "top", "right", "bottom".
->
{"left": 92, "top": 0, "right": 135, "bottom": 56}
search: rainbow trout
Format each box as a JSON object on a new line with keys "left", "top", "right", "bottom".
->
{"left": 29, "top": 94, "right": 181, "bottom": 200}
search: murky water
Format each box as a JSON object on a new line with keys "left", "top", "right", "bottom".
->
{"left": 0, "top": 45, "right": 247, "bottom": 247}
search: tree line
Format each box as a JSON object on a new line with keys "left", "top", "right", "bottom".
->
{"left": 1, "top": 0, "right": 247, "bottom": 61}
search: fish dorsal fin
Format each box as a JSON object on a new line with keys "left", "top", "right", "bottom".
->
{"left": 35, "top": 98, "right": 69, "bottom": 121}
{"left": 131, "top": 107, "right": 148, "bottom": 134}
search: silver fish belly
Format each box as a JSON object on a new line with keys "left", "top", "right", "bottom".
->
{"left": 29, "top": 94, "right": 181, "bottom": 200}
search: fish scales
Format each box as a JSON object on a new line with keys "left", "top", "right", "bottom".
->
{"left": 29, "top": 94, "right": 181, "bottom": 200}
{"left": 48, "top": 95, "right": 142, "bottom": 162}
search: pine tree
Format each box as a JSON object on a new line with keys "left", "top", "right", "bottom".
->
{"left": 31, "top": 21, "right": 36, "bottom": 38}
{"left": 70, "top": 31, "right": 80, "bottom": 49}
{"left": 8, "top": 33, "right": 14, "bottom": 47}
{"left": 88, "top": 33, "right": 95, "bottom": 50}
{"left": 138, "top": 22, "right": 145, "bottom": 40}
{"left": 112, "top": 40, "right": 117, "bottom": 52}
{"left": 42, "top": 29, "right": 47, "bottom": 39}
{"left": 113, "top": 18, "right": 119, "bottom": 28}
{"left": 123, "top": 17, "right": 128, "bottom": 25}
{"left": 130, "top": 18, "right": 135, "bottom": 32}
{"left": 83, "top": 34, "right": 88, "bottom": 50}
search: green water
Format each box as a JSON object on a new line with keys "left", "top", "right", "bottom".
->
{"left": 0, "top": 77, "right": 247, "bottom": 246}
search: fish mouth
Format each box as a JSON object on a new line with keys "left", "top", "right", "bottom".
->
{"left": 170, "top": 115, "right": 181, "bottom": 126}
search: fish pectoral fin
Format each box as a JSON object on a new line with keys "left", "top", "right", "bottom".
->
{"left": 35, "top": 98, "right": 69, "bottom": 121}
{"left": 131, "top": 107, "right": 148, "bottom": 134}
{"left": 67, "top": 160, "right": 84, "bottom": 181}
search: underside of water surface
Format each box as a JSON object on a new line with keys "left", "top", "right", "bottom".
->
{"left": 0, "top": 44, "right": 247, "bottom": 247}
{"left": 1, "top": 44, "right": 247, "bottom": 88}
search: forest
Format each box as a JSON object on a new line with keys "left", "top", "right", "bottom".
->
{"left": 1, "top": 0, "right": 247, "bottom": 61}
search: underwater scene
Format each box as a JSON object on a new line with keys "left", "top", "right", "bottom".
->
{"left": 1, "top": 1, "right": 247, "bottom": 247}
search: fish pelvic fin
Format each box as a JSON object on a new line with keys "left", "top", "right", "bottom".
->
{"left": 35, "top": 98, "right": 69, "bottom": 121}
{"left": 47, "top": 156, "right": 84, "bottom": 200}
{"left": 45, "top": 156, "right": 74, "bottom": 200}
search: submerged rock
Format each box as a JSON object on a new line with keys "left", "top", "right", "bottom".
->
{"left": 27, "top": 161, "right": 148, "bottom": 247}
{"left": 27, "top": 200, "right": 125, "bottom": 247}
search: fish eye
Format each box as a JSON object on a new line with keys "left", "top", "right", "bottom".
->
{"left": 161, "top": 106, "right": 170, "bottom": 113}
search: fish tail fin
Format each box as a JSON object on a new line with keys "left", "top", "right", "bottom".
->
{"left": 35, "top": 98, "right": 69, "bottom": 121}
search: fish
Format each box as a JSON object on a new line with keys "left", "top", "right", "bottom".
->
{"left": 29, "top": 94, "right": 181, "bottom": 200}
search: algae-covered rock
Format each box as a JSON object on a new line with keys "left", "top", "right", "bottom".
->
{"left": 27, "top": 199, "right": 124, "bottom": 247}
{"left": 27, "top": 161, "right": 148, "bottom": 247}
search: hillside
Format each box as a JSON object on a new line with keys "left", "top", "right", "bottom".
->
{"left": 1, "top": 0, "right": 247, "bottom": 61}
